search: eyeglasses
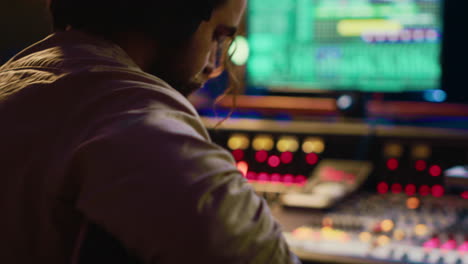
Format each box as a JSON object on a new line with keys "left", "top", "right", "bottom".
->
{"left": 208, "top": 36, "right": 234, "bottom": 79}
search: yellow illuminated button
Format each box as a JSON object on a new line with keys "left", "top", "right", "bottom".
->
{"left": 227, "top": 133, "right": 250, "bottom": 150}
{"left": 381, "top": 220, "right": 394, "bottom": 232}
{"left": 384, "top": 143, "right": 403, "bottom": 157}
{"left": 411, "top": 144, "right": 431, "bottom": 159}
{"left": 377, "top": 235, "right": 391, "bottom": 246}
{"left": 393, "top": 229, "right": 406, "bottom": 241}
{"left": 406, "top": 197, "right": 420, "bottom": 210}
{"left": 277, "top": 136, "right": 299, "bottom": 153}
{"left": 252, "top": 135, "right": 274, "bottom": 151}
{"left": 302, "top": 137, "right": 325, "bottom": 154}
{"left": 359, "top": 232, "right": 372, "bottom": 243}
{"left": 414, "top": 224, "right": 428, "bottom": 237}
{"left": 321, "top": 226, "right": 335, "bottom": 240}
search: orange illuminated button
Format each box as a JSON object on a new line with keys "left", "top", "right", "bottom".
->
{"left": 292, "top": 226, "right": 314, "bottom": 240}
{"left": 384, "top": 143, "right": 403, "bottom": 158}
{"left": 322, "top": 217, "right": 333, "bottom": 228}
{"left": 359, "top": 232, "right": 372, "bottom": 243}
{"left": 406, "top": 197, "right": 420, "bottom": 210}
{"left": 414, "top": 224, "right": 429, "bottom": 237}
{"left": 377, "top": 235, "right": 391, "bottom": 246}
{"left": 412, "top": 144, "right": 431, "bottom": 160}
{"left": 393, "top": 230, "right": 405, "bottom": 241}
{"left": 236, "top": 161, "right": 248, "bottom": 177}
{"left": 381, "top": 220, "right": 394, "bottom": 232}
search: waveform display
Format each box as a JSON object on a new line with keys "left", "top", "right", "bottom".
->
{"left": 247, "top": 0, "right": 443, "bottom": 92}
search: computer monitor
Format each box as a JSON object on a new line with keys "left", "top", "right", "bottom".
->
{"left": 246, "top": 0, "right": 444, "bottom": 94}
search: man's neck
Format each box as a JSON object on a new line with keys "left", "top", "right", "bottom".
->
{"left": 110, "top": 32, "right": 158, "bottom": 72}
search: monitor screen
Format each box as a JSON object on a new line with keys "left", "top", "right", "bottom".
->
{"left": 246, "top": 0, "right": 444, "bottom": 93}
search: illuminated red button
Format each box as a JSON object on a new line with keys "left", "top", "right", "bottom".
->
{"left": 462, "top": 191, "right": 468, "bottom": 199}
{"left": 386, "top": 158, "right": 399, "bottom": 171}
{"left": 458, "top": 241, "right": 468, "bottom": 253}
{"left": 441, "top": 239, "right": 457, "bottom": 250}
{"left": 423, "top": 237, "right": 440, "bottom": 249}
{"left": 377, "top": 182, "right": 389, "bottom": 194}
{"left": 268, "top": 155, "right": 281, "bottom": 168}
{"left": 419, "top": 185, "right": 431, "bottom": 196}
{"left": 306, "top": 153, "right": 319, "bottom": 165}
{"left": 280, "top": 151, "right": 293, "bottom": 164}
{"left": 294, "top": 175, "right": 307, "bottom": 186}
{"left": 257, "top": 172, "right": 270, "bottom": 182}
{"left": 415, "top": 160, "right": 427, "bottom": 171}
{"left": 270, "top": 173, "right": 282, "bottom": 183}
{"left": 232, "top": 149, "right": 244, "bottom": 161}
{"left": 429, "top": 165, "right": 442, "bottom": 177}
{"left": 283, "top": 174, "right": 294, "bottom": 186}
{"left": 255, "top": 150, "right": 268, "bottom": 163}
{"left": 391, "top": 183, "right": 403, "bottom": 194}
{"left": 246, "top": 172, "right": 257, "bottom": 181}
{"left": 405, "top": 184, "right": 417, "bottom": 196}
{"left": 431, "top": 185, "right": 444, "bottom": 197}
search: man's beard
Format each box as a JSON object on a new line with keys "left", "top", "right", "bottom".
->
{"left": 171, "top": 74, "right": 205, "bottom": 97}
{"left": 148, "top": 63, "right": 205, "bottom": 97}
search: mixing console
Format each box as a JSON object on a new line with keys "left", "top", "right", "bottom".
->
{"left": 281, "top": 193, "right": 468, "bottom": 264}
{"left": 203, "top": 117, "right": 468, "bottom": 264}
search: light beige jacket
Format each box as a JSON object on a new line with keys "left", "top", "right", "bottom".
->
{"left": 0, "top": 30, "right": 300, "bottom": 264}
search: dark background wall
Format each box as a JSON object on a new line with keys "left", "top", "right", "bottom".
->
{"left": 442, "top": 1, "right": 468, "bottom": 103}
{"left": 0, "top": 0, "right": 51, "bottom": 63}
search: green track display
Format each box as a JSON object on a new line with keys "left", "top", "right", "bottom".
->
{"left": 247, "top": 0, "right": 443, "bottom": 92}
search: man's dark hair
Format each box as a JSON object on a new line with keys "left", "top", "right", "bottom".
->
{"left": 49, "top": 0, "right": 229, "bottom": 40}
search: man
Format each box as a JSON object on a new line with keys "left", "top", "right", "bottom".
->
{"left": 0, "top": 0, "right": 301, "bottom": 263}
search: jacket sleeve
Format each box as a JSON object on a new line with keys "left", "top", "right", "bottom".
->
{"left": 71, "top": 109, "right": 301, "bottom": 264}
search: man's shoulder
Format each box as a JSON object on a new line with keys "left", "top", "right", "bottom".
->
{"left": 0, "top": 30, "right": 204, "bottom": 137}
